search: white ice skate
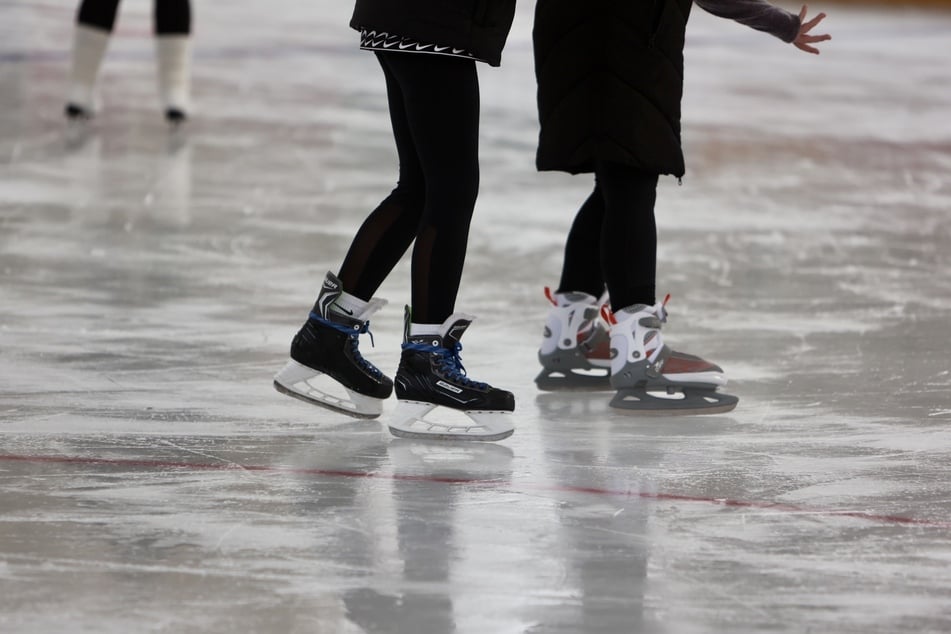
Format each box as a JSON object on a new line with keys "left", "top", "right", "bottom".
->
{"left": 156, "top": 35, "right": 191, "bottom": 124}
{"left": 65, "top": 24, "right": 109, "bottom": 121}
{"left": 604, "top": 296, "right": 738, "bottom": 415}
{"left": 535, "top": 287, "right": 612, "bottom": 391}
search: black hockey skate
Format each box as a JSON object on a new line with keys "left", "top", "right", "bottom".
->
{"left": 273, "top": 272, "right": 393, "bottom": 418}
{"left": 390, "top": 308, "right": 515, "bottom": 441}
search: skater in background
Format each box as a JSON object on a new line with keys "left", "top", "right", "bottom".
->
{"left": 273, "top": 0, "right": 517, "bottom": 442}
{"left": 533, "top": 1, "right": 830, "bottom": 413}
{"left": 65, "top": 0, "right": 192, "bottom": 123}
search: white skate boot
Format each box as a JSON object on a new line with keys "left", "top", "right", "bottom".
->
{"left": 535, "top": 287, "right": 612, "bottom": 391}
{"left": 604, "top": 296, "right": 738, "bottom": 414}
{"left": 156, "top": 35, "right": 191, "bottom": 125}
{"left": 65, "top": 24, "right": 110, "bottom": 120}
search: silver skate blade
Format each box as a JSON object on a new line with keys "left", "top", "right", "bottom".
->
{"left": 273, "top": 380, "right": 383, "bottom": 420}
{"left": 534, "top": 368, "right": 612, "bottom": 392}
{"left": 273, "top": 360, "right": 384, "bottom": 420}
{"left": 609, "top": 387, "right": 738, "bottom": 416}
{"left": 388, "top": 401, "right": 514, "bottom": 442}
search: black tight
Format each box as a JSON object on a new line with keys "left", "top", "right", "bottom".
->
{"left": 77, "top": 0, "right": 191, "bottom": 34}
{"left": 558, "top": 161, "right": 659, "bottom": 311}
{"left": 337, "top": 52, "right": 480, "bottom": 324}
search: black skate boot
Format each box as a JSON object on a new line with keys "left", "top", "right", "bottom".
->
{"left": 390, "top": 307, "right": 515, "bottom": 441}
{"left": 273, "top": 272, "right": 393, "bottom": 418}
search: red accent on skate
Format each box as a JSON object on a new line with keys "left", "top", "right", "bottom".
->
{"left": 585, "top": 332, "right": 612, "bottom": 360}
{"left": 576, "top": 319, "right": 611, "bottom": 360}
{"left": 662, "top": 293, "right": 671, "bottom": 307}
{"left": 663, "top": 353, "right": 720, "bottom": 374}
{"left": 1, "top": 452, "right": 949, "bottom": 529}
{"left": 544, "top": 287, "right": 557, "bottom": 306}
{"left": 600, "top": 304, "right": 617, "bottom": 325}
{"left": 576, "top": 321, "right": 592, "bottom": 345}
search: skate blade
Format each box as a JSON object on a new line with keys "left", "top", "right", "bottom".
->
{"left": 273, "top": 360, "right": 383, "bottom": 419}
{"left": 609, "top": 387, "right": 738, "bottom": 416}
{"left": 535, "top": 368, "right": 611, "bottom": 392}
{"left": 388, "top": 401, "right": 514, "bottom": 442}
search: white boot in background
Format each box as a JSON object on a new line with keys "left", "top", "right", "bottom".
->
{"left": 66, "top": 24, "right": 111, "bottom": 119}
{"left": 155, "top": 34, "right": 191, "bottom": 124}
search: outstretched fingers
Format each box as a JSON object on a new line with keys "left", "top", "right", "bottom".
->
{"left": 801, "top": 10, "right": 828, "bottom": 32}
{"left": 794, "top": 36, "right": 830, "bottom": 55}
{"left": 795, "top": 4, "right": 831, "bottom": 55}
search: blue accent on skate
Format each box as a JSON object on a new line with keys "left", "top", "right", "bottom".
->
{"left": 309, "top": 310, "right": 371, "bottom": 338}
{"left": 401, "top": 341, "right": 488, "bottom": 390}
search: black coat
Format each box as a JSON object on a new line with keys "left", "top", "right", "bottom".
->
{"left": 533, "top": 0, "right": 694, "bottom": 176}
{"left": 351, "top": 0, "right": 517, "bottom": 67}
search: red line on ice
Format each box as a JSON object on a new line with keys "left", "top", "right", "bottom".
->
{"left": 1, "top": 453, "right": 948, "bottom": 529}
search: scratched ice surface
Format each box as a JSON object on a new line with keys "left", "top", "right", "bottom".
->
{"left": 2, "top": 1, "right": 951, "bottom": 633}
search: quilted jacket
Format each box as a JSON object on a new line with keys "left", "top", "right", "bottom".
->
{"left": 533, "top": 0, "right": 799, "bottom": 176}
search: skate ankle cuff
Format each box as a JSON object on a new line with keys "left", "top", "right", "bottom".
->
{"left": 401, "top": 340, "right": 440, "bottom": 353}
{"left": 555, "top": 291, "right": 599, "bottom": 307}
{"left": 308, "top": 311, "right": 375, "bottom": 345}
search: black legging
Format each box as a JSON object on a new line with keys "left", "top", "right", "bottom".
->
{"left": 77, "top": 0, "right": 191, "bottom": 34}
{"left": 558, "top": 161, "right": 659, "bottom": 311}
{"left": 337, "top": 52, "right": 481, "bottom": 324}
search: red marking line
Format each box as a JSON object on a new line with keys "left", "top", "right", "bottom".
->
{"left": 2, "top": 453, "right": 948, "bottom": 529}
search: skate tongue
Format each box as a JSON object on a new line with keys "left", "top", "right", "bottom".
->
{"left": 439, "top": 313, "right": 476, "bottom": 348}
{"left": 317, "top": 272, "right": 387, "bottom": 323}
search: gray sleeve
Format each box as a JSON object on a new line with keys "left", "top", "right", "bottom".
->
{"left": 693, "top": 0, "right": 801, "bottom": 43}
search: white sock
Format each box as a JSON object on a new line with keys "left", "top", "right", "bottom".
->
{"left": 409, "top": 323, "right": 441, "bottom": 337}
{"left": 330, "top": 291, "right": 369, "bottom": 320}
{"left": 68, "top": 24, "right": 111, "bottom": 111}
{"left": 155, "top": 35, "right": 191, "bottom": 112}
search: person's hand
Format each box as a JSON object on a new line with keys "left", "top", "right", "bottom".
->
{"left": 794, "top": 5, "right": 830, "bottom": 54}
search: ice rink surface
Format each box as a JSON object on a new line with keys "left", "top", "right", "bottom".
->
{"left": 2, "top": 1, "right": 951, "bottom": 632}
